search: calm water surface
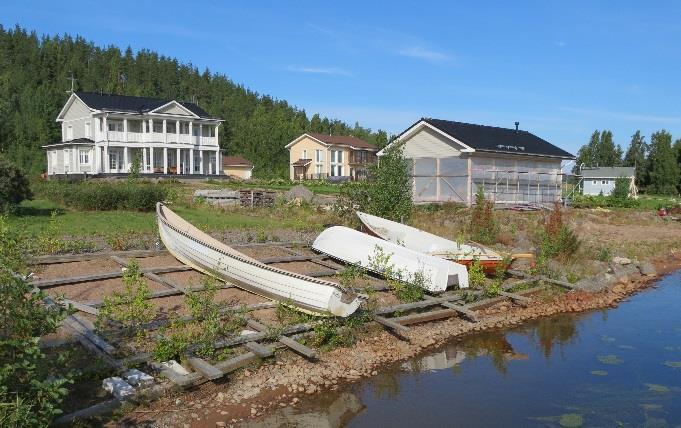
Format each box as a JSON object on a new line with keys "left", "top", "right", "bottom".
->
{"left": 250, "top": 270, "right": 681, "bottom": 427}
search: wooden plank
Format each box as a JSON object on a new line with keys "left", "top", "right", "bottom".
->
{"left": 498, "top": 290, "right": 532, "bottom": 305}
{"left": 144, "top": 271, "right": 185, "bottom": 293}
{"left": 246, "top": 319, "right": 316, "bottom": 359}
{"left": 540, "top": 276, "right": 575, "bottom": 290}
{"left": 278, "top": 336, "right": 316, "bottom": 359}
{"left": 214, "top": 352, "right": 260, "bottom": 374}
{"left": 375, "top": 293, "right": 467, "bottom": 315}
{"left": 31, "top": 265, "right": 191, "bottom": 288}
{"left": 110, "top": 255, "right": 129, "bottom": 266}
{"left": 31, "top": 249, "right": 167, "bottom": 265}
{"left": 187, "top": 357, "right": 223, "bottom": 380}
{"left": 373, "top": 315, "right": 409, "bottom": 333}
{"left": 422, "top": 295, "right": 477, "bottom": 322}
{"left": 244, "top": 341, "right": 274, "bottom": 358}
{"left": 392, "top": 308, "right": 459, "bottom": 326}
{"left": 62, "top": 299, "right": 99, "bottom": 315}
{"left": 303, "top": 269, "right": 338, "bottom": 278}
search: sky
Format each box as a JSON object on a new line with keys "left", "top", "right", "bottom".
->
{"left": 2, "top": 0, "right": 681, "bottom": 158}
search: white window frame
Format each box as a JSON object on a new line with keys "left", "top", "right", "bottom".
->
{"left": 302, "top": 149, "right": 308, "bottom": 160}
{"left": 79, "top": 149, "right": 90, "bottom": 165}
{"left": 108, "top": 121, "right": 123, "bottom": 132}
{"left": 109, "top": 151, "right": 118, "bottom": 171}
{"left": 66, "top": 125, "right": 73, "bottom": 140}
{"left": 592, "top": 180, "right": 598, "bottom": 185}
{"left": 602, "top": 180, "right": 607, "bottom": 185}
{"left": 84, "top": 122, "right": 91, "bottom": 138}
{"left": 330, "top": 149, "right": 343, "bottom": 177}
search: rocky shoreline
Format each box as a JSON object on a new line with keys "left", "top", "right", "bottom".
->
{"left": 120, "top": 253, "right": 681, "bottom": 427}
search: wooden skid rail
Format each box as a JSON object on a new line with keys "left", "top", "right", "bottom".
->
{"left": 246, "top": 319, "right": 317, "bottom": 359}
{"left": 31, "top": 265, "right": 191, "bottom": 288}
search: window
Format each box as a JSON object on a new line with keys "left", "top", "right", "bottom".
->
{"left": 602, "top": 180, "right": 608, "bottom": 185}
{"left": 204, "top": 126, "right": 215, "bottom": 137}
{"left": 128, "top": 120, "right": 142, "bottom": 133}
{"left": 302, "top": 149, "right": 308, "bottom": 160}
{"left": 66, "top": 125, "right": 73, "bottom": 140}
{"left": 109, "top": 152, "right": 118, "bottom": 170}
{"left": 79, "top": 149, "right": 90, "bottom": 165}
{"left": 108, "top": 121, "right": 123, "bottom": 132}
{"left": 330, "top": 150, "right": 343, "bottom": 176}
{"left": 315, "top": 164, "right": 323, "bottom": 175}
{"left": 166, "top": 122, "right": 176, "bottom": 133}
{"left": 194, "top": 154, "right": 202, "bottom": 173}
{"left": 179, "top": 122, "right": 190, "bottom": 134}
{"left": 153, "top": 121, "right": 163, "bottom": 133}
{"left": 315, "top": 149, "right": 324, "bottom": 162}
{"left": 192, "top": 125, "right": 200, "bottom": 136}
{"left": 84, "top": 122, "right": 91, "bottom": 138}
{"left": 592, "top": 180, "right": 598, "bottom": 185}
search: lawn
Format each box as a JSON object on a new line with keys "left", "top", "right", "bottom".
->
{"left": 8, "top": 199, "right": 325, "bottom": 240}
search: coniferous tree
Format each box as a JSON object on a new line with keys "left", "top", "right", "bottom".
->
{"left": 647, "top": 130, "right": 679, "bottom": 195}
{"left": 623, "top": 130, "right": 649, "bottom": 186}
{"left": 0, "top": 25, "right": 386, "bottom": 178}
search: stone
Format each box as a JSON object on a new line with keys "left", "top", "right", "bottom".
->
{"left": 216, "top": 422, "right": 227, "bottom": 427}
{"left": 102, "top": 377, "right": 134, "bottom": 400}
{"left": 612, "top": 256, "right": 632, "bottom": 265}
{"left": 639, "top": 262, "right": 657, "bottom": 276}
{"left": 284, "top": 185, "right": 313, "bottom": 202}
{"left": 123, "top": 369, "right": 154, "bottom": 387}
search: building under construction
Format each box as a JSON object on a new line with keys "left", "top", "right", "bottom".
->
{"left": 378, "top": 118, "right": 575, "bottom": 205}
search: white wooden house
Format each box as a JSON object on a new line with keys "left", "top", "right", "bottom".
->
{"left": 581, "top": 167, "right": 637, "bottom": 197}
{"left": 44, "top": 92, "right": 224, "bottom": 176}
{"left": 379, "top": 118, "right": 575, "bottom": 205}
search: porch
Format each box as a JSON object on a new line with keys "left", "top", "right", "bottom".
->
{"left": 100, "top": 146, "right": 221, "bottom": 175}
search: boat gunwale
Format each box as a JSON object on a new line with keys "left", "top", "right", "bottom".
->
{"left": 156, "top": 203, "right": 352, "bottom": 296}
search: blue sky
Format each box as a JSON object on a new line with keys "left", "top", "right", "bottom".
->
{"left": 2, "top": 0, "right": 681, "bottom": 156}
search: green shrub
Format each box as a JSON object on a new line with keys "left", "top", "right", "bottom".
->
{"left": 571, "top": 193, "right": 639, "bottom": 208}
{"left": 540, "top": 204, "right": 580, "bottom": 260}
{"left": 0, "top": 158, "right": 32, "bottom": 213}
{"left": 469, "top": 187, "right": 498, "bottom": 244}
{"left": 33, "top": 181, "right": 169, "bottom": 211}
{"left": 0, "top": 216, "right": 70, "bottom": 425}
{"left": 468, "top": 259, "right": 486, "bottom": 288}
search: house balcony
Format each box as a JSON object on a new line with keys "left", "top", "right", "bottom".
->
{"left": 96, "top": 130, "right": 217, "bottom": 146}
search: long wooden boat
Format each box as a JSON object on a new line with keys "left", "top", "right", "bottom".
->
{"left": 156, "top": 203, "right": 360, "bottom": 317}
{"left": 312, "top": 226, "right": 469, "bottom": 292}
{"left": 356, "top": 211, "right": 504, "bottom": 273}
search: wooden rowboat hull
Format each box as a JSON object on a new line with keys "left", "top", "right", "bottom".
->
{"left": 156, "top": 203, "right": 360, "bottom": 317}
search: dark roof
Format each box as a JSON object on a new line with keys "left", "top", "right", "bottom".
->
{"left": 42, "top": 138, "right": 95, "bottom": 148}
{"left": 581, "top": 167, "right": 635, "bottom": 178}
{"left": 415, "top": 118, "right": 574, "bottom": 159}
{"left": 222, "top": 156, "right": 253, "bottom": 167}
{"left": 74, "top": 92, "right": 215, "bottom": 119}
{"left": 307, "top": 133, "right": 377, "bottom": 150}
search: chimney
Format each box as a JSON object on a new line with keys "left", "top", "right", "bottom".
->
{"left": 514, "top": 121, "right": 519, "bottom": 132}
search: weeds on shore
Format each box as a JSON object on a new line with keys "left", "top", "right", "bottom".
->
{"left": 469, "top": 187, "right": 498, "bottom": 245}
{"left": 367, "top": 246, "right": 425, "bottom": 302}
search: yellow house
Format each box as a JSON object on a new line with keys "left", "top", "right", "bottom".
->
{"left": 222, "top": 155, "right": 254, "bottom": 179}
{"left": 285, "top": 133, "right": 377, "bottom": 181}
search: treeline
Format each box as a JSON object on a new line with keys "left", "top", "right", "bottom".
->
{"left": 0, "top": 25, "right": 388, "bottom": 177}
{"left": 575, "top": 129, "right": 681, "bottom": 195}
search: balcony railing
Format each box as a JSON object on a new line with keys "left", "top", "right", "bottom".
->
{"left": 96, "top": 130, "right": 218, "bottom": 146}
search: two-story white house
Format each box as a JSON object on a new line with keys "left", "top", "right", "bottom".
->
{"left": 44, "top": 92, "right": 224, "bottom": 176}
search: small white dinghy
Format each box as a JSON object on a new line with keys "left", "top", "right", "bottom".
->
{"left": 356, "top": 211, "right": 503, "bottom": 272}
{"left": 312, "top": 226, "right": 469, "bottom": 292}
{"left": 156, "top": 203, "right": 360, "bottom": 317}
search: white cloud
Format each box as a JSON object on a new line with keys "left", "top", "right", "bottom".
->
{"left": 397, "top": 46, "right": 452, "bottom": 63}
{"left": 284, "top": 66, "right": 352, "bottom": 76}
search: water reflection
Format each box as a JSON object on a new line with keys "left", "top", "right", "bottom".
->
{"left": 239, "top": 392, "right": 364, "bottom": 428}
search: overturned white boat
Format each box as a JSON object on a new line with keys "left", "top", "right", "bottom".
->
{"left": 156, "top": 203, "right": 360, "bottom": 317}
{"left": 356, "top": 211, "right": 503, "bottom": 272}
{"left": 312, "top": 226, "right": 468, "bottom": 292}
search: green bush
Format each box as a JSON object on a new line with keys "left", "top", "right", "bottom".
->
{"left": 33, "top": 181, "right": 169, "bottom": 211}
{"left": 571, "top": 193, "right": 639, "bottom": 208}
{"left": 0, "top": 158, "right": 32, "bottom": 213}
{"left": 0, "top": 216, "right": 70, "bottom": 425}
{"left": 469, "top": 187, "right": 498, "bottom": 244}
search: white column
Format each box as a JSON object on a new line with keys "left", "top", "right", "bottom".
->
{"left": 123, "top": 147, "right": 129, "bottom": 173}
{"left": 189, "top": 122, "right": 193, "bottom": 144}
{"left": 198, "top": 124, "right": 203, "bottom": 146}
{"left": 176, "top": 148, "right": 181, "bottom": 174}
{"left": 163, "top": 147, "right": 168, "bottom": 174}
{"left": 104, "top": 145, "right": 109, "bottom": 173}
{"left": 142, "top": 147, "right": 148, "bottom": 172}
{"left": 163, "top": 120, "right": 167, "bottom": 144}
{"left": 215, "top": 150, "right": 220, "bottom": 175}
{"left": 215, "top": 124, "right": 219, "bottom": 145}
{"left": 149, "top": 119, "right": 154, "bottom": 139}
{"left": 176, "top": 120, "right": 180, "bottom": 144}
{"left": 149, "top": 146, "right": 154, "bottom": 173}
{"left": 199, "top": 150, "right": 204, "bottom": 174}
{"left": 123, "top": 118, "right": 128, "bottom": 142}
{"left": 190, "top": 148, "right": 194, "bottom": 175}
{"left": 103, "top": 116, "right": 108, "bottom": 142}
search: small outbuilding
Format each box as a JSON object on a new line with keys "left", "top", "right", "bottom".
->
{"left": 580, "top": 167, "right": 637, "bottom": 197}
{"left": 222, "top": 156, "right": 254, "bottom": 180}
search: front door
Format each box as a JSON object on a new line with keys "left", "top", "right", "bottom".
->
{"left": 109, "top": 150, "right": 120, "bottom": 173}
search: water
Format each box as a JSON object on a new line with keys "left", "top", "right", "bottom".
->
{"left": 250, "top": 270, "right": 681, "bottom": 427}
